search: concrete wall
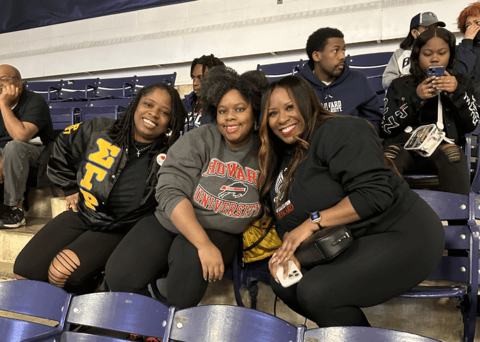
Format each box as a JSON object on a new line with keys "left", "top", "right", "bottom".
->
{"left": 0, "top": 0, "right": 470, "bottom": 86}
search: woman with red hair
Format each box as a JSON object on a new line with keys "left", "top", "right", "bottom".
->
{"left": 457, "top": 1, "right": 480, "bottom": 99}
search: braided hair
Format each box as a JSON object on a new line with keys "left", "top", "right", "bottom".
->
{"left": 108, "top": 83, "right": 187, "bottom": 149}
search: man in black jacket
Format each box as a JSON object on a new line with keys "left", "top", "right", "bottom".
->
{"left": 0, "top": 64, "right": 54, "bottom": 228}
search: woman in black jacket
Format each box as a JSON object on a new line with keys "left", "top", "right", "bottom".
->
{"left": 381, "top": 27, "right": 479, "bottom": 195}
{"left": 13, "top": 83, "right": 186, "bottom": 294}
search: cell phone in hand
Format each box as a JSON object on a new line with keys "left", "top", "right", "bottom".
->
{"left": 427, "top": 66, "right": 445, "bottom": 78}
{"left": 276, "top": 260, "right": 303, "bottom": 288}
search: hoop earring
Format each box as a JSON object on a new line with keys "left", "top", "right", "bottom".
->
{"left": 165, "top": 128, "right": 173, "bottom": 137}
{"left": 254, "top": 121, "right": 259, "bottom": 130}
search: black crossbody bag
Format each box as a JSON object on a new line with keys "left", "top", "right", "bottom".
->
{"left": 295, "top": 225, "right": 353, "bottom": 268}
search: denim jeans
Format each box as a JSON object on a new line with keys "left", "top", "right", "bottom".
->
{"left": 0, "top": 140, "right": 45, "bottom": 206}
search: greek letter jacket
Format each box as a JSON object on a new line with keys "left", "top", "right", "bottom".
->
{"left": 47, "top": 117, "right": 167, "bottom": 232}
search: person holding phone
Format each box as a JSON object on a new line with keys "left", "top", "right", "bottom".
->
{"left": 381, "top": 28, "right": 479, "bottom": 195}
{"left": 258, "top": 75, "right": 444, "bottom": 328}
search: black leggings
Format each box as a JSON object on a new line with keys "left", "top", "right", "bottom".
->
{"left": 105, "top": 214, "right": 238, "bottom": 309}
{"left": 270, "top": 197, "right": 445, "bottom": 327}
{"left": 14, "top": 211, "right": 125, "bottom": 294}
{"left": 385, "top": 143, "right": 470, "bottom": 195}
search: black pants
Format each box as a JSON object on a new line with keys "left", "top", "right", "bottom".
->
{"left": 14, "top": 211, "right": 125, "bottom": 294}
{"left": 270, "top": 197, "right": 445, "bottom": 327}
{"left": 105, "top": 214, "right": 238, "bottom": 309}
{"left": 386, "top": 143, "right": 470, "bottom": 195}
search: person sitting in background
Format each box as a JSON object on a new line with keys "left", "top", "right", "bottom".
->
{"left": 381, "top": 28, "right": 479, "bottom": 195}
{"left": 105, "top": 66, "right": 269, "bottom": 311}
{"left": 0, "top": 64, "right": 55, "bottom": 228}
{"left": 382, "top": 12, "right": 445, "bottom": 90}
{"left": 298, "top": 27, "right": 383, "bottom": 129}
{"left": 183, "top": 54, "right": 225, "bottom": 132}
{"left": 457, "top": 1, "right": 480, "bottom": 100}
{"left": 13, "top": 83, "right": 186, "bottom": 296}
{"left": 259, "top": 75, "right": 444, "bottom": 328}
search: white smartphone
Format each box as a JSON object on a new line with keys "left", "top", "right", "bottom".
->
{"left": 276, "top": 260, "right": 303, "bottom": 288}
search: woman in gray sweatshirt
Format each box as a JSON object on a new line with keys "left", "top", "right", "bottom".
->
{"left": 106, "top": 66, "right": 269, "bottom": 310}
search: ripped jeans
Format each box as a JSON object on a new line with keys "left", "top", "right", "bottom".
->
{"left": 0, "top": 140, "right": 45, "bottom": 206}
{"left": 384, "top": 143, "right": 470, "bottom": 195}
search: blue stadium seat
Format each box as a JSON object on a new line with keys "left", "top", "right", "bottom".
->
{"left": 0, "top": 280, "right": 71, "bottom": 342}
{"left": 79, "top": 98, "right": 131, "bottom": 122}
{"left": 256, "top": 60, "right": 305, "bottom": 82}
{"left": 30, "top": 292, "right": 173, "bottom": 341}
{"left": 167, "top": 305, "right": 300, "bottom": 342}
{"left": 347, "top": 52, "right": 393, "bottom": 110}
{"left": 304, "top": 326, "right": 441, "bottom": 341}
{"left": 24, "top": 80, "right": 62, "bottom": 101}
{"left": 58, "top": 78, "right": 99, "bottom": 101}
{"left": 133, "top": 73, "right": 177, "bottom": 95}
{"left": 96, "top": 76, "right": 136, "bottom": 98}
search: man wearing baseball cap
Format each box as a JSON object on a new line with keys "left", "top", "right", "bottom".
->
{"left": 382, "top": 12, "right": 445, "bottom": 89}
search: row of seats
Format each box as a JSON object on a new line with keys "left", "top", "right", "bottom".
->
{"left": 256, "top": 52, "right": 392, "bottom": 109}
{"left": 0, "top": 279, "right": 441, "bottom": 341}
{"left": 48, "top": 98, "right": 132, "bottom": 130}
{"left": 27, "top": 51, "right": 392, "bottom": 132}
{"left": 25, "top": 73, "right": 177, "bottom": 102}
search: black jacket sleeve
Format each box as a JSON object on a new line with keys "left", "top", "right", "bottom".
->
{"left": 47, "top": 122, "right": 88, "bottom": 196}
{"left": 381, "top": 78, "right": 425, "bottom": 138}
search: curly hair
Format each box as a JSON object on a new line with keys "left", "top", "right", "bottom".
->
{"left": 200, "top": 66, "right": 270, "bottom": 122}
{"left": 306, "top": 27, "right": 344, "bottom": 68}
{"left": 458, "top": 1, "right": 480, "bottom": 33}
{"left": 190, "top": 54, "right": 225, "bottom": 78}
{"left": 409, "top": 28, "right": 457, "bottom": 84}
{"left": 109, "top": 83, "right": 187, "bottom": 149}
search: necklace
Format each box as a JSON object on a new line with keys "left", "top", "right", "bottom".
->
{"left": 133, "top": 143, "right": 152, "bottom": 157}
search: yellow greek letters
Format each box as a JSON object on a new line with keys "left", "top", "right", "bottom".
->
{"left": 80, "top": 188, "right": 99, "bottom": 210}
{"left": 63, "top": 123, "right": 81, "bottom": 135}
{"left": 88, "top": 138, "right": 121, "bottom": 169}
{"left": 80, "top": 163, "right": 107, "bottom": 190}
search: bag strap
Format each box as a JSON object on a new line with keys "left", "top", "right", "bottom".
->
{"left": 437, "top": 95, "right": 444, "bottom": 130}
{"left": 243, "top": 219, "right": 275, "bottom": 252}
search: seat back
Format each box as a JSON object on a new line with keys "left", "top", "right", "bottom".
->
{"left": 59, "top": 78, "right": 99, "bottom": 100}
{"left": 168, "top": 305, "right": 297, "bottom": 342}
{"left": 256, "top": 60, "right": 305, "bottom": 82}
{"left": 62, "top": 292, "right": 173, "bottom": 340}
{"left": 0, "top": 280, "right": 71, "bottom": 342}
{"left": 49, "top": 108, "right": 76, "bottom": 130}
{"left": 79, "top": 106, "right": 125, "bottom": 122}
{"left": 347, "top": 52, "right": 393, "bottom": 109}
{"left": 133, "top": 73, "right": 177, "bottom": 95}
{"left": 24, "top": 80, "right": 62, "bottom": 101}
{"left": 96, "top": 76, "right": 136, "bottom": 98}
{"left": 304, "top": 326, "right": 441, "bottom": 341}
{"left": 87, "top": 98, "right": 132, "bottom": 108}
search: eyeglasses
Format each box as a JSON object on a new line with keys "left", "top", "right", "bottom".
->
{"left": 0, "top": 76, "right": 19, "bottom": 84}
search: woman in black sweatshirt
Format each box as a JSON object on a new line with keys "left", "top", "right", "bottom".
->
{"left": 258, "top": 75, "right": 444, "bottom": 328}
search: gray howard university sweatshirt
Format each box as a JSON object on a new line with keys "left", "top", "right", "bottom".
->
{"left": 155, "top": 124, "right": 261, "bottom": 234}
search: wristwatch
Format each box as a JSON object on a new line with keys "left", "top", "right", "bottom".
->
{"left": 310, "top": 211, "right": 323, "bottom": 230}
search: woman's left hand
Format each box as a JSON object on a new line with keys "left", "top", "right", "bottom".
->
{"left": 270, "top": 219, "right": 317, "bottom": 265}
{"left": 432, "top": 71, "right": 458, "bottom": 93}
